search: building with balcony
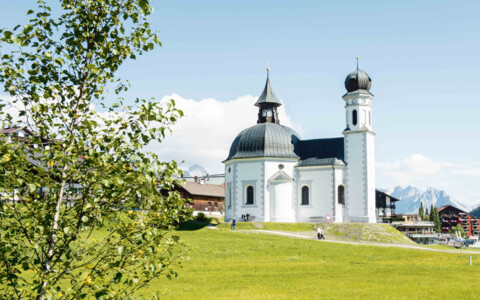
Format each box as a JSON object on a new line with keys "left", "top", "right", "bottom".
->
{"left": 437, "top": 205, "right": 480, "bottom": 237}
{"left": 375, "top": 189, "right": 400, "bottom": 222}
{"left": 396, "top": 221, "right": 436, "bottom": 244}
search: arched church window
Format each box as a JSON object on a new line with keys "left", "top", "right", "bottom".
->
{"left": 301, "top": 186, "right": 309, "bottom": 205}
{"left": 369, "top": 111, "right": 371, "bottom": 126}
{"left": 352, "top": 110, "right": 357, "bottom": 126}
{"left": 246, "top": 186, "right": 254, "bottom": 205}
{"left": 228, "top": 186, "right": 232, "bottom": 208}
{"left": 338, "top": 185, "right": 345, "bottom": 205}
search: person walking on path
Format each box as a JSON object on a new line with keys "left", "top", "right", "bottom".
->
{"left": 231, "top": 218, "right": 237, "bottom": 231}
{"left": 317, "top": 227, "right": 324, "bottom": 240}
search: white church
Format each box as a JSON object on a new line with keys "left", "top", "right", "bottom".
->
{"left": 223, "top": 64, "right": 377, "bottom": 223}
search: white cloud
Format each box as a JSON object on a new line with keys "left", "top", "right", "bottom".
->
{"left": 147, "top": 94, "right": 301, "bottom": 174}
{"left": 377, "top": 154, "right": 444, "bottom": 185}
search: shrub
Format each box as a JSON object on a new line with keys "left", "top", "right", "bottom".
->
{"left": 196, "top": 212, "right": 212, "bottom": 223}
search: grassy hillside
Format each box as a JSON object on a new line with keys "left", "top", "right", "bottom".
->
{"left": 217, "top": 221, "right": 415, "bottom": 244}
{"left": 139, "top": 222, "right": 480, "bottom": 299}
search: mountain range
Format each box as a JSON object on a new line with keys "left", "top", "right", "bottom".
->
{"left": 182, "top": 164, "right": 209, "bottom": 178}
{"left": 390, "top": 186, "right": 473, "bottom": 215}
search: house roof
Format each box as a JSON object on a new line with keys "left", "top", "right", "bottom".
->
{"left": 180, "top": 181, "right": 225, "bottom": 198}
{"left": 294, "top": 138, "right": 345, "bottom": 167}
{"left": 375, "top": 189, "right": 401, "bottom": 202}
{"left": 437, "top": 205, "right": 466, "bottom": 214}
{"left": 1, "top": 126, "right": 35, "bottom": 136}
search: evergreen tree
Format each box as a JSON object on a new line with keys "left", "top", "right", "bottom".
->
{"left": 434, "top": 207, "right": 441, "bottom": 233}
{"left": 418, "top": 202, "right": 424, "bottom": 220}
{"left": 430, "top": 204, "right": 435, "bottom": 221}
{"left": 424, "top": 208, "right": 429, "bottom": 221}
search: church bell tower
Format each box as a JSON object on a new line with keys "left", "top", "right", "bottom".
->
{"left": 342, "top": 58, "right": 376, "bottom": 223}
{"left": 255, "top": 68, "right": 282, "bottom": 124}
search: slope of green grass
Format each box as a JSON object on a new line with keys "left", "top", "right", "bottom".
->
{"left": 216, "top": 221, "right": 414, "bottom": 244}
{"left": 139, "top": 224, "right": 480, "bottom": 299}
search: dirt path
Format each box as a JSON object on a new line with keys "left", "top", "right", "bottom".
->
{"left": 245, "top": 230, "right": 480, "bottom": 255}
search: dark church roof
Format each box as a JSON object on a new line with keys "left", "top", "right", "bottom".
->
{"left": 294, "top": 138, "right": 345, "bottom": 167}
{"left": 225, "top": 123, "right": 300, "bottom": 161}
{"left": 254, "top": 69, "right": 282, "bottom": 107}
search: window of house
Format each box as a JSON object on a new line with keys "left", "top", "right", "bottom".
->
{"left": 246, "top": 186, "right": 254, "bottom": 205}
{"left": 301, "top": 186, "right": 309, "bottom": 205}
{"left": 352, "top": 110, "right": 357, "bottom": 126}
{"left": 338, "top": 185, "right": 345, "bottom": 205}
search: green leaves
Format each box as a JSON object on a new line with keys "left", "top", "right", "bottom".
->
{"left": 0, "top": 0, "right": 189, "bottom": 298}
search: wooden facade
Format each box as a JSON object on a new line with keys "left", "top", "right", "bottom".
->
{"left": 177, "top": 181, "right": 225, "bottom": 213}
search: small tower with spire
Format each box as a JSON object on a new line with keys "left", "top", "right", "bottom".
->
{"left": 255, "top": 68, "right": 282, "bottom": 124}
{"left": 342, "top": 58, "right": 376, "bottom": 223}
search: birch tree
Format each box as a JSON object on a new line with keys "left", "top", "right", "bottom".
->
{"left": 0, "top": 1, "right": 189, "bottom": 298}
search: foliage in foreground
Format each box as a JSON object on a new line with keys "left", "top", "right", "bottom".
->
{"left": 0, "top": 0, "right": 189, "bottom": 298}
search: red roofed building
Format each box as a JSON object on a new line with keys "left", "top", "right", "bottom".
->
{"left": 438, "top": 205, "right": 480, "bottom": 237}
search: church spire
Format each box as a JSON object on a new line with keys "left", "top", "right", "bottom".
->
{"left": 255, "top": 68, "right": 282, "bottom": 124}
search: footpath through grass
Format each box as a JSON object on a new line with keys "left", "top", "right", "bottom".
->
{"left": 140, "top": 222, "right": 480, "bottom": 299}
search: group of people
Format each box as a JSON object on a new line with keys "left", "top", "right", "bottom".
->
{"left": 230, "top": 213, "right": 252, "bottom": 230}
{"left": 241, "top": 213, "right": 250, "bottom": 221}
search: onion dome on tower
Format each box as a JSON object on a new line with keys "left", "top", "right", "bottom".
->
{"left": 225, "top": 69, "right": 301, "bottom": 161}
{"left": 344, "top": 57, "right": 372, "bottom": 94}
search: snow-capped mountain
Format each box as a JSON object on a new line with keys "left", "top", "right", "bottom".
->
{"left": 391, "top": 186, "right": 471, "bottom": 214}
{"left": 183, "top": 164, "right": 208, "bottom": 178}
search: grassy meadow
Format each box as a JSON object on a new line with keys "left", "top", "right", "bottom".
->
{"left": 137, "top": 222, "right": 480, "bottom": 299}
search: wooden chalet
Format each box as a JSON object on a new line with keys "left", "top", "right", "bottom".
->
{"left": 177, "top": 181, "right": 225, "bottom": 213}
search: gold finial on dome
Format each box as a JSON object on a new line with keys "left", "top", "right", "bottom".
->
{"left": 266, "top": 67, "right": 270, "bottom": 72}
{"left": 356, "top": 56, "right": 359, "bottom": 70}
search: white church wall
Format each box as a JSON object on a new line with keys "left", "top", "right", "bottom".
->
{"left": 365, "top": 133, "right": 376, "bottom": 222}
{"left": 268, "top": 181, "right": 295, "bottom": 222}
{"left": 233, "top": 159, "right": 264, "bottom": 221}
{"left": 333, "top": 167, "right": 346, "bottom": 223}
{"left": 264, "top": 160, "right": 297, "bottom": 222}
{"left": 296, "top": 167, "right": 334, "bottom": 222}
{"left": 224, "top": 162, "right": 235, "bottom": 221}
{"left": 345, "top": 133, "right": 366, "bottom": 222}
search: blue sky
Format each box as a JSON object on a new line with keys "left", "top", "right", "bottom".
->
{"left": 1, "top": 1, "right": 480, "bottom": 206}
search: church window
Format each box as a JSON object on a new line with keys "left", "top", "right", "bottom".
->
{"left": 278, "top": 164, "right": 284, "bottom": 170}
{"left": 228, "top": 186, "right": 232, "bottom": 208}
{"left": 338, "top": 185, "right": 345, "bottom": 205}
{"left": 301, "top": 186, "right": 309, "bottom": 205}
{"left": 369, "top": 111, "right": 371, "bottom": 125}
{"left": 352, "top": 110, "right": 357, "bottom": 126}
{"left": 266, "top": 110, "right": 273, "bottom": 117}
{"left": 246, "top": 186, "right": 254, "bottom": 205}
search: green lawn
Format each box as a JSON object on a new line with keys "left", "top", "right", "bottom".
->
{"left": 138, "top": 222, "right": 480, "bottom": 299}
